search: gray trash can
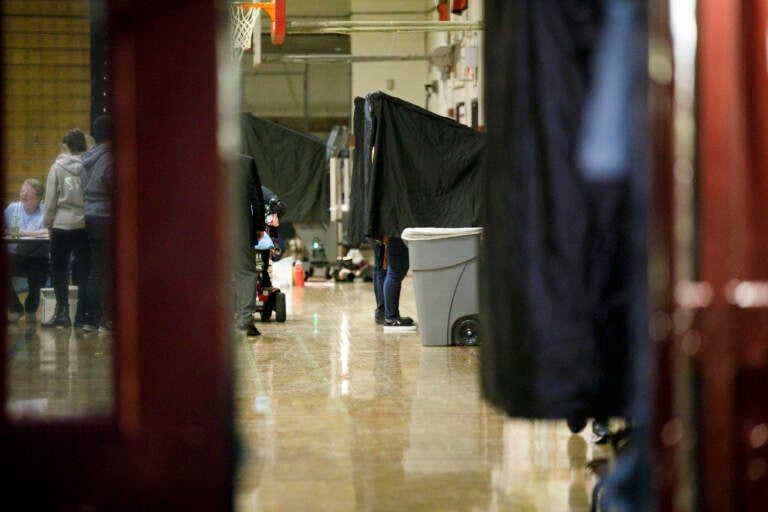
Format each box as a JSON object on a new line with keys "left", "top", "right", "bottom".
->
{"left": 401, "top": 227, "right": 483, "bottom": 346}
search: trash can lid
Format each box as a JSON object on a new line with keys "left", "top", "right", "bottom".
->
{"left": 401, "top": 227, "right": 483, "bottom": 241}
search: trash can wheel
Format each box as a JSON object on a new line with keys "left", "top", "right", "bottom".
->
{"left": 451, "top": 315, "right": 480, "bottom": 346}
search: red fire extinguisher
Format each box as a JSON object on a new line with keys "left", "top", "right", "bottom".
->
{"left": 293, "top": 260, "right": 305, "bottom": 287}
{"left": 452, "top": 0, "right": 468, "bottom": 15}
{"left": 438, "top": 0, "right": 468, "bottom": 20}
{"left": 437, "top": 0, "right": 449, "bottom": 21}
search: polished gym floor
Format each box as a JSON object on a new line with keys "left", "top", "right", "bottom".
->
{"left": 233, "top": 272, "right": 612, "bottom": 511}
{"left": 5, "top": 269, "right": 614, "bottom": 510}
{"left": 6, "top": 312, "right": 114, "bottom": 420}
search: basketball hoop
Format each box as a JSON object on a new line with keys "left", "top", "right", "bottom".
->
{"left": 230, "top": 4, "right": 258, "bottom": 62}
{"left": 230, "top": 0, "right": 286, "bottom": 64}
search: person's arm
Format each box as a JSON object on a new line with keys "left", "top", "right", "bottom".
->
{"left": 249, "top": 159, "right": 266, "bottom": 236}
{"left": 101, "top": 148, "right": 114, "bottom": 193}
{"left": 239, "top": 155, "right": 266, "bottom": 244}
{"left": 22, "top": 196, "right": 49, "bottom": 237}
{"left": 261, "top": 186, "right": 276, "bottom": 204}
{"left": 3, "top": 204, "right": 12, "bottom": 235}
{"left": 43, "top": 165, "right": 58, "bottom": 229}
{"left": 19, "top": 227, "right": 49, "bottom": 237}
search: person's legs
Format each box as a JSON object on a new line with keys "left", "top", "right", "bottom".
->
{"left": 49, "top": 229, "right": 72, "bottom": 309}
{"left": 43, "top": 229, "right": 73, "bottom": 327}
{"left": 85, "top": 220, "right": 103, "bottom": 326}
{"left": 7, "top": 254, "right": 24, "bottom": 316}
{"left": 23, "top": 256, "right": 48, "bottom": 316}
{"left": 372, "top": 240, "right": 385, "bottom": 322}
{"left": 6, "top": 254, "right": 27, "bottom": 322}
{"left": 7, "top": 285, "right": 23, "bottom": 315}
{"left": 71, "top": 228, "right": 90, "bottom": 325}
{"left": 383, "top": 237, "right": 409, "bottom": 320}
{"left": 85, "top": 217, "right": 108, "bottom": 328}
{"left": 234, "top": 242, "right": 260, "bottom": 335}
{"left": 101, "top": 218, "right": 113, "bottom": 328}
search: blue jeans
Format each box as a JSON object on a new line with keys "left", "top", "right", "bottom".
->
{"left": 373, "top": 237, "right": 409, "bottom": 320}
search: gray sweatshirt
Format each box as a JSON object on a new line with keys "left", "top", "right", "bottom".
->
{"left": 80, "top": 143, "right": 113, "bottom": 218}
{"left": 43, "top": 153, "right": 85, "bottom": 230}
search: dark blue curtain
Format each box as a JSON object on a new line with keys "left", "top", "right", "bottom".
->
{"left": 480, "top": 0, "right": 651, "bottom": 509}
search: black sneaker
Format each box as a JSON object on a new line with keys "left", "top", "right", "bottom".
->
{"left": 375, "top": 316, "right": 385, "bottom": 325}
{"left": 566, "top": 414, "right": 588, "bottom": 434}
{"left": 236, "top": 323, "right": 261, "bottom": 337}
{"left": 74, "top": 313, "right": 89, "bottom": 329}
{"left": 591, "top": 418, "right": 612, "bottom": 444}
{"left": 41, "top": 310, "right": 71, "bottom": 328}
{"left": 383, "top": 316, "right": 417, "bottom": 332}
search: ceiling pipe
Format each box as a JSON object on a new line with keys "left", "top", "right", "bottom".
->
{"left": 284, "top": 20, "right": 482, "bottom": 34}
{"left": 262, "top": 54, "right": 432, "bottom": 63}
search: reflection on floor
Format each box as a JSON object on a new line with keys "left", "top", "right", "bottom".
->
{"left": 5, "top": 272, "right": 618, "bottom": 506}
{"left": 6, "top": 318, "right": 113, "bottom": 420}
{"left": 234, "top": 277, "right": 616, "bottom": 511}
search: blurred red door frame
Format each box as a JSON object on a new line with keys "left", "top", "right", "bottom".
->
{"left": 0, "top": 1, "right": 234, "bottom": 510}
{"left": 652, "top": 0, "right": 768, "bottom": 509}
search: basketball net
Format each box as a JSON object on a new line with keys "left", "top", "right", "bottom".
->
{"left": 230, "top": 4, "right": 259, "bottom": 64}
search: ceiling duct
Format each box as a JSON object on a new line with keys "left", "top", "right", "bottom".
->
{"left": 262, "top": 54, "right": 431, "bottom": 64}
{"left": 284, "top": 20, "right": 482, "bottom": 34}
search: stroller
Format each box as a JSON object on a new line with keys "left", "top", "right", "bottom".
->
{"left": 254, "top": 195, "right": 287, "bottom": 322}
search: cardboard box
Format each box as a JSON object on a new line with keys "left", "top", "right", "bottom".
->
{"left": 40, "top": 286, "right": 78, "bottom": 323}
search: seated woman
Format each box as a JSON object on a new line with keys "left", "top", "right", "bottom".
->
{"left": 4, "top": 178, "right": 49, "bottom": 323}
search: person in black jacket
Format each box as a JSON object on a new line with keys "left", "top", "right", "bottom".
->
{"left": 257, "top": 185, "right": 286, "bottom": 289}
{"left": 234, "top": 155, "right": 266, "bottom": 337}
{"left": 80, "top": 115, "right": 113, "bottom": 332}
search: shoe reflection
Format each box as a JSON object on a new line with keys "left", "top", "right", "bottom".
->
{"left": 568, "top": 434, "right": 589, "bottom": 512}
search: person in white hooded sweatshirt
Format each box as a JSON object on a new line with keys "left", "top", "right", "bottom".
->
{"left": 41, "top": 128, "right": 90, "bottom": 328}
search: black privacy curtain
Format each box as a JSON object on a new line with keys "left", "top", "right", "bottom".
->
{"left": 240, "top": 113, "right": 329, "bottom": 224}
{"left": 347, "top": 92, "right": 485, "bottom": 245}
{"left": 480, "top": 0, "right": 647, "bottom": 425}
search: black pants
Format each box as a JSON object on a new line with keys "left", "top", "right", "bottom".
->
{"left": 7, "top": 255, "right": 48, "bottom": 314}
{"left": 85, "top": 216, "right": 112, "bottom": 325}
{"left": 234, "top": 244, "right": 259, "bottom": 328}
{"left": 259, "top": 249, "right": 272, "bottom": 289}
{"left": 49, "top": 228, "right": 90, "bottom": 318}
